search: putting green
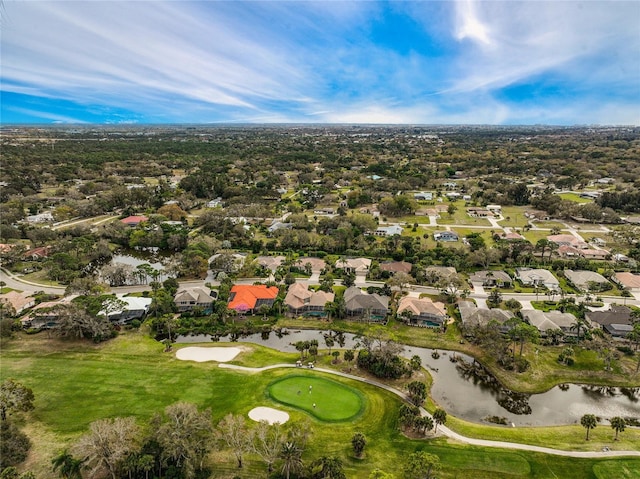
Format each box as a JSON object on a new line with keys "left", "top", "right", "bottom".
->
{"left": 268, "top": 375, "right": 364, "bottom": 422}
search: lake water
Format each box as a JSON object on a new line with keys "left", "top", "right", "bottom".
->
{"left": 177, "top": 329, "right": 640, "bottom": 426}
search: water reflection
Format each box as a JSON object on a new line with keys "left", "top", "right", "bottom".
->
{"left": 176, "top": 329, "right": 640, "bottom": 426}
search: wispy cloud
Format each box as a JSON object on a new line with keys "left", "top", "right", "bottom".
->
{"left": 1, "top": 1, "right": 638, "bottom": 125}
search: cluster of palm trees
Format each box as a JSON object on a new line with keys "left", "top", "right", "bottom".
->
{"left": 580, "top": 414, "right": 627, "bottom": 441}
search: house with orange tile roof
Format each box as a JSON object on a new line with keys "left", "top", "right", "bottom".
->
{"left": 228, "top": 284, "right": 279, "bottom": 314}
{"left": 120, "top": 215, "right": 149, "bottom": 227}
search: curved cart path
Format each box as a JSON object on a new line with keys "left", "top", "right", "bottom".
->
{"left": 219, "top": 363, "right": 640, "bottom": 459}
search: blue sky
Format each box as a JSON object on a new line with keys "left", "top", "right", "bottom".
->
{"left": 1, "top": 1, "right": 639, "bottom": 125}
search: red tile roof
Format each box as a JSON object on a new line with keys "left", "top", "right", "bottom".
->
{"left": 228, "top": 285, "right": 279, "bottom": 311}
{"left": 120, "top": 215, "right": 149, "bottom": 225}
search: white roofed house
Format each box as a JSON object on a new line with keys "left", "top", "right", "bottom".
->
{"left": 515, "top": 268, "right": 560, "bottom": 291}
{"left": 174, "top": 286, "right": 216, "bottom": 314}
{"left": 397, "top": 296, "right": 448, "bottom": 328}
{"left": 335, "top": 257, "right": 372, "bottom": 275}
{"left": 563, "top": 270, "right": 610, "bottom": 292}
{"left": 374, "top": 225, "right": 404, "bottom": 237}
{"left": 98, "top": 295, "right": 152, "bottom": 324}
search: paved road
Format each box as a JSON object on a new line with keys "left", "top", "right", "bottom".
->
{"left": 219, "top": 362, "right": 640, "bottom": 458}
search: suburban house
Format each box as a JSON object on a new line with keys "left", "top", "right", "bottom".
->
{"left": 343, "top": 286, "right": 389, "bottom": 321}
{"left": 458, "top": 301, "right": 514, "bottom": 330}
{"left": 396, "top": 296, "right": 447, "bottom": 328}
{"left": 515, "top": 268, "right": 560, "bottom": 291}
{"left": 228, "top": 284, "right": 279, "bottom": 314}
{"left": 425, "top": 266, "right": 457, "bottom": 283}
{"left": 613, "top": 272, "right": 640, "bottom": 292}
{"left": 0, "top": 291, "right": 35, "bottom": 315}
{"left": 297, "top": 257, "right": 327, "bottom": 273}
{"left": 374, "top": 225, "right": 404, "bottom": 237}
{"left": 174, "top": 286, "right": 216, "bottom": 313}
{"left": 379, "top": 261, "right": 412, "bottom": 275}
{"left": 20, "top": 295, "right": 77, "bottom": 329}
{"left": 413, "top": 192, "right": 433, "bottom": 201}
{"left": 486, "top": 205, "right": 502, "bottom": 214}
{"left": 284, "top": 283, "right": 334, "bottom": 317}
{"left": 467, "top": 207, "right": 493, "bottom": 218}
{"left": 25, "top": 212, "right": 54, "bottom": 223}
{"left": 120, "top": 215, "right": 149, "bottom": 227}
{"left": 547, "top": 234, "right": 588, "bottom": 249}
{"left": 501, "top": 232, "right": 525, "bottom": 241}
{"left": 335, "top": 257, "right": 372, "bottom": 274}
{"left": 267, "top": 221, "right": 293, "bottom": 234}
{"left": 207, "top": 197, "right": 223, "bottom": 208}
{"left": 586, "top": 306, "right": 633, "bottom": 338}
{"left": 579, "top": 249, "right": 610, "bottom": 260}
{"left": 23, "top": 246, "right": 52, "bottom": 261}
{"left": 468, "top": 270, "right": 512, "bottom": 288}
{"left": 521, "top": 310, "right": 577, "bottom": 337}
{"left": 255, "top": 255, "right": 286, "bottom": 272}
{"left": 98, "top": 295, "right": 152, "bottom": 323}
{"left": 433, "top": 231, "right": 459, "bottom": 242}
{"left": 563, "top": 270, "right": 610, "bottom": 292}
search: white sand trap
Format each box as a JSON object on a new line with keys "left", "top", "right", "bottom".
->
{"left": 248, "top": 407, "right": 290, "bottom": 425}
{"left": 176, "top": 346, "right": 242, "bottom": 363}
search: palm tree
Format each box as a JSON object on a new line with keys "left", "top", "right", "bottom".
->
{"left": 432, "top": 408, "right": 447, "bottom": 433}
{"left": 581, "top": 414, "right": 597, "bottom": 441}
{"left": 570, "top": 318, "right": 589, "bottom": 341}
{"left": 279, "top": 441, "right": 303, "bottom": 479}
{"left": 610, "top": 416, "right": 626, "bottom": 441}
{"left": 51, "top": 450, "right": 84, "bottom": 479}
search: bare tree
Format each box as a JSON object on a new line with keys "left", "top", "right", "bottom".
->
{"left": 155, "top": 402, "right": 213, "bottom": 479}
{"left": 217, "top": 413, "right": 251, "bottom": 468}
{"left": 73, "top": 417, "right": 140, "bottom": 479}
{"left": 252, "top": 420, "right": 285, "bottom": 475}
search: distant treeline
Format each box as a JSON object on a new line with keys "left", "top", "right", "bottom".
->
{"left": 597, "top": 191, "right": 640, "bottom": 213}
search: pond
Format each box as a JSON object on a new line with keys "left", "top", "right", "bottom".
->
{"left": 176, "top": 329, "right": 640, "bottom": 427}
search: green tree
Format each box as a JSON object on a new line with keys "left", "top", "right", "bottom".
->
{"left": 410, "top": 355, "right": 422, "bottom": 371}
{"left": 51, "top": 450, "right": 84, "bottom": 479}
{"left": 581, "top": 413, "right": 597, "bottom": 441}
{"left": 432, "top": 408, "right": 447, "bottom": 433}
{"left": 403, "top": 451, "right": 441, "bottom": 479}
{"left": 310, "top": 456, "right": 346, "bottom": 479}
{"left": 279, "top": 441, "right": 303, "bottom": 479}
{"left": 351, "top": 432, "right": 366, "bottom": 458}
{"left": 369, "top": 469, "right": 395, "bottom": 479}
{"left": 0, "top": 379, "right": 35, "bottom": 422}
{"left": 407, "top": 381, "right": 427, "bottom": 407}
{"left": 0, "top": 421, "right": 31, "bottom": 469}
{"left": 610, "top": 416, "right": 626, "bottom": 441}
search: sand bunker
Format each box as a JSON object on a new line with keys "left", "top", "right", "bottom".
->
{"left": 176, "top": 346, "right": 242, "bottom": 363}
{"left": 248, "top": 407, "right": 290, "bottom": 424}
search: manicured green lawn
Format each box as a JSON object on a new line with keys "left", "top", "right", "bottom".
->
{"left": 3, "top": 332, "right": 640, "bottom": 478}
{"left": 268, "top": 375, "right": 364, "bottom": 421}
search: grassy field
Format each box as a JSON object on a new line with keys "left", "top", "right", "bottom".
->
{"left": 558, "top": 193, "right": 594, "bottom": 204}
{"left": 2, "top": 332, "right": 640, "bottom": 478}
{"left": 268, "top": 375, "right": 364, "bottom": 421}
